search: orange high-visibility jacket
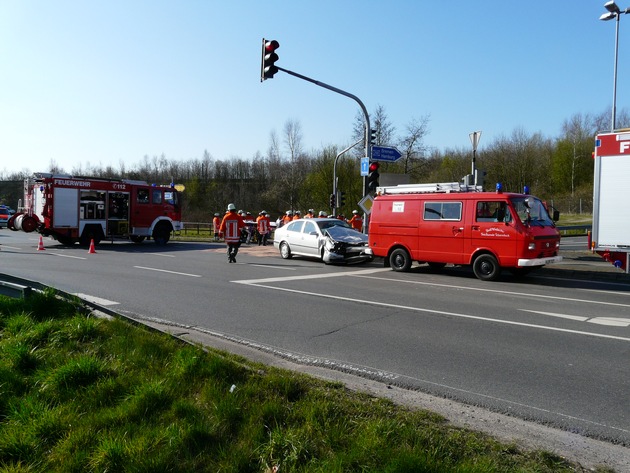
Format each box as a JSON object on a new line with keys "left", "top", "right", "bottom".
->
{"left": 220, "top": 211, "right": 245, "bottom": 243}
{"left": 257, "top": 215, "right": 270, "bottom": 234}
{"left": 349, "top": 215, "right": 363, "bottom": 231}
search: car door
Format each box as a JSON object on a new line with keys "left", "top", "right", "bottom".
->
{"left": 283, "top": 221, "right": 305, "bottom": 255}
{"left": 301, "top": 220, "right": 323, "bottom": 257}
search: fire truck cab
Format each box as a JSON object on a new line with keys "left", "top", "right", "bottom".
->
{"left": 368, "top": 182, "right": 562, "bottom": 281}
{"left": 11, "top": 173, "right": 183, "bottom": 246}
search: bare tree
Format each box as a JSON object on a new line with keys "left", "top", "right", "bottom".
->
{"left": 352, "top": 104, "right": 395, "bottom": 156}
{"left": 398, "top": 115, "right": 431, "bottom": 175}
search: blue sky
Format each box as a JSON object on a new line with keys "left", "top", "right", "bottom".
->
{"left": 0, "top": 1, "right": 626, "bottom": 174}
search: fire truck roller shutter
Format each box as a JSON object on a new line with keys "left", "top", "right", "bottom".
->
{"left": 152, "top": 221, "right": 173, "bottom": 245}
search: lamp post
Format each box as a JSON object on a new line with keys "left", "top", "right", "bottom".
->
{"left": 469, "top": 131, "right": 482, "bottom": 185}
{"left": 600, "top": 1, "right": 629, "bottom": 131}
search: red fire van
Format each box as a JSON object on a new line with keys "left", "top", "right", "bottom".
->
{"left": 368, "top": 182, "right": 562, "bottom": 281}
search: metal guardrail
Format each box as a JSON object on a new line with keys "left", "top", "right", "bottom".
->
{"left": 556, "top": 225, "right": 591, "bottom": 235}
{"left": 0, "top": 281, "right": 33, "bottom": 299}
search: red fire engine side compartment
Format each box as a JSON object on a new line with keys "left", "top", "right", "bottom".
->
{"left": 368, "top": 185, "right": 562, "bottom": 281}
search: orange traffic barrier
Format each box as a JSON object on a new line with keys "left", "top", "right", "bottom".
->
{"left": 37, "top": 235, "right": 45, "bottom": 251}
{"left": 88, "top": 239, "right": 96, "bottom": 254}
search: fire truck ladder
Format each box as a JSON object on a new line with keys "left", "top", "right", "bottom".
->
{"left": 376, "top": 182, "right": 483, "bottom": 195}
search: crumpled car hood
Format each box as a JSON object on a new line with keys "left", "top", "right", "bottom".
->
{"left": 323, "top": 225, "right": 368, "bottom": 244}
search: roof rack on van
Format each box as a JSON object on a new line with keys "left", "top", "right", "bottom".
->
{"left": 376, "top": 182, "right": 483, "bottom": 195}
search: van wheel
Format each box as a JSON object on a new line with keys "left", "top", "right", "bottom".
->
{"left": 473, "top": 254, "right": 500, "bottom": 281}
{"left": 390, "top": 248, "right": 412, "bottom": 272}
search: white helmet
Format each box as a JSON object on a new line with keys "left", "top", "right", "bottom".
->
{"left": 227, "top": 203, "right": 236, "bottom": 211}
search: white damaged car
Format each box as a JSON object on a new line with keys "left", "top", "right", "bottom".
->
{"left": 273, "top": 218, "right": 373, "bottom": 264}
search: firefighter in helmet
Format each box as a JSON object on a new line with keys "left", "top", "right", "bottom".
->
{"left": 219, "top": 203, "right": 245, "bottom": 263}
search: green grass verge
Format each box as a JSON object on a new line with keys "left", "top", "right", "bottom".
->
{"left": 0, "top": 291, "right": 609, "bottom": 472}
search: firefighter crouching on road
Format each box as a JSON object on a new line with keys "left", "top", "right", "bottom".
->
{"left": 219, "top": 203, "right": 245, "bottom": 263}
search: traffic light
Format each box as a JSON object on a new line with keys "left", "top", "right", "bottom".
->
{"left": 370, "top": 128, "right": 377, "bottom": 145}
{"left": 367, "top": 162, "right": 380, "bottom": 192}
{"left": 261, "top": 39, "right": 280, "bottom": 81}
{"left": 329, "top": 193, "right": 335, "bottom": 209}
{"left": 339, "top": 191, "right": 346, "bottom": 207}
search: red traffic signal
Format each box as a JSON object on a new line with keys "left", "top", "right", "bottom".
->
{"left": 367, "top": 162, "right": 380, "bottom": 192}
{"left": 261, "top": 39, "right": 280, "bottom": 81}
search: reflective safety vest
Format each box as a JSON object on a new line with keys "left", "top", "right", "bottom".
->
{"left": 220, "top": 211, "right": 245, "bottom": 243}
{"left": 257, "top": 216, "right": 270, "bottom": 234}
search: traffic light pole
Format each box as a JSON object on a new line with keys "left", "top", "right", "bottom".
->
{"left": 332, "top": 138, "right": 363, "bottom": 216}
{"left": 275, "top": 66, "right": 371, "bottom": 230}
{"left": 276, "top": 66, "right": 371, "bottom": 164}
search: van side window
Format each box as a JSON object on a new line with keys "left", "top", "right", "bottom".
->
{"left": 424, "top": 202, "right": 462, "bottom": 221}
{"left": 476, "top": 201, "right": 512, "bottom": 223}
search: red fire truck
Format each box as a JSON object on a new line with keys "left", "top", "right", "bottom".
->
{"left": 368, "top": 182, "right": 562, "bottom": 281}
{"left": 9, "top": 173, "right": 183, "bottom": 246}
{"left": 592, "top": 129, "right": 630, "bottom": 271}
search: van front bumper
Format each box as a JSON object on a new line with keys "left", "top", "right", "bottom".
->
{"left": 517, "top": 256, "right": 563, "bottom": 267}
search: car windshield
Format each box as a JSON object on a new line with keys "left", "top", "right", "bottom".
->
{"left": 317, "top": 219, "right": 351, "bottom": 231}
{"left": 321, "top": 223, "right": 368, "bottom": 243}
{"left": 510, "top": 196, "right": 554, "bottom": 227}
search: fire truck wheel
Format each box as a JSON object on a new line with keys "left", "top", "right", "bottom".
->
{"left": 20, "top": 215, "right": 38, "bottom": 233}
{"left": 7, "top": 214, "right": 17, "bottom": 231}
{"left": 473, "top": 254, "right": 500, "bottom": 281}
{"left": 389, "top": 248, "right": 412, "bottom": 272}
{"left": 152, "top": 225, "right": 171, "bottom": 245}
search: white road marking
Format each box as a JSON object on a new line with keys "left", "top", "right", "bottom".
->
{"left": 0, "top": 245, "right": 21, "bottom": 250}
{"left": 73, "top": 293, "right": 119, "bottom": 306}
{"left": 134, "top": 266, "right": 202, "bottom": 277}
{"left": 233, "top": 267, "right": 390, "bottom": 285}
{"left": 354, "top": 274, "right": 630, "bottom": 309}
{"left": 521, "top": 310, "right": 630, "bottom": 327}
{"left": 148, "top": 253, "right": 175, "bottom": 257}
{"left": 49, "top": 253, "right": 87, "bottom": 260}
{"left": 520, "top": 310, "right": 588, "bottom": 322}
{"left": 234, "top": 271, "right": 630, "bottom": 342}
{"left": 249, "top": 264, "right": 296, "bottom": 270}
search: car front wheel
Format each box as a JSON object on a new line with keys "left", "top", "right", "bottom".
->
{"left": 280, "top": 242, "right": 292, "bottom": 259}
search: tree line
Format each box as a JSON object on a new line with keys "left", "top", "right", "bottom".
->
{"left": 1, "top": 106, "right": 627, "bottom": 222}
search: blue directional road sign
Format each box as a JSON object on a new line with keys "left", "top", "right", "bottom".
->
{"left": 360, "top": 157, "right": 369, "bottom": 176}
{"left": 372, "top": 146, "right": 402, "bottom": 162}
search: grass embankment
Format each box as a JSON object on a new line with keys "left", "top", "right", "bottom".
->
{"left": 0, "top": 292, "right": 600, "bottom": 472}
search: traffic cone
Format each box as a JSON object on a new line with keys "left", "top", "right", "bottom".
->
{"left": 88, "top": 239, "right": 96, "bottom": 254}
{"left": 37, "top": 235, "right": 45, "bottom": 251}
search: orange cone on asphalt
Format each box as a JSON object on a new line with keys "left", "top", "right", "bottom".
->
{"left": 88, "top": 239, "right": 96, "bottom": 254}
{"left": 37, "top": 235, "right": 45, "bottom": 251}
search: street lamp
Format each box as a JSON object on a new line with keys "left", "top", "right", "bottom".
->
{"left": 600, "top": 1, "right": 630, "bottom": 131}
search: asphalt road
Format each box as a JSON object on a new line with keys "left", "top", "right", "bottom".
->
{"left": 1, "top": 231, "right": 629, "bottom": 467}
